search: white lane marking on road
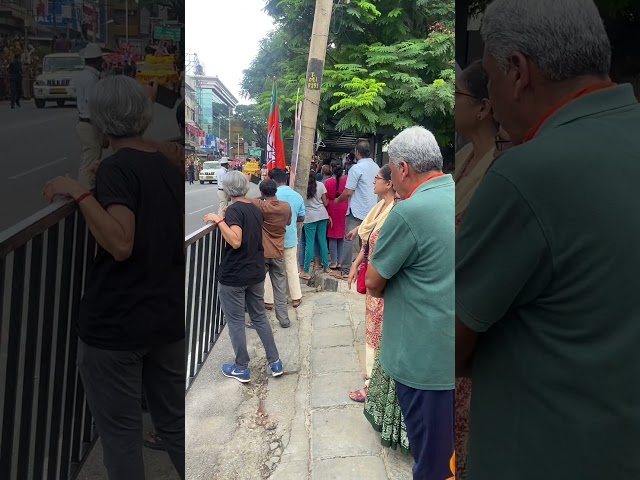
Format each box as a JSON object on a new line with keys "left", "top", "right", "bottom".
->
{"left": 8, "top": 157, "right": 68, "bottom": 179}
{"left": 185, "top": 186, "right": 218, "bottom": 195}
{"left": 188, "top": 204, "right": 217, "bottom": 215}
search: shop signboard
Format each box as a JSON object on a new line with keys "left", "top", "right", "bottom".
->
{"left": 33, "top": 0, "right": 79, "bottom": 30}
{"left": 153, "top": 25, "right": 181, "bottom": 42}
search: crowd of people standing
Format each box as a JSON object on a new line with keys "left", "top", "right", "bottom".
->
{"left": 209, "top": 130, "right": 455, "bottom": 480}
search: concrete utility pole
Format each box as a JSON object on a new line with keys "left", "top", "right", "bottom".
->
{"left": 293, "top": 0, "right": 333, "bottom": 200}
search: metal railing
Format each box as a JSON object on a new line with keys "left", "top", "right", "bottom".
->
{"left": 0, "top": 200, "right": 227, "bottom": 477}
{"left": 0, "top": 200, "right": 98, "bottom": 480}
{"left": 184, "top": 224, "right": 226, "bottom": 392}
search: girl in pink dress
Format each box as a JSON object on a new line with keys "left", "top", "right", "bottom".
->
{"left": 324, "top": 161, "right": 348, "bottom": 269}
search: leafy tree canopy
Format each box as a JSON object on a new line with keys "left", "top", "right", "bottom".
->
{"left": 241, "top": 0, "right": 455, "bottom": 147}
{"left": 234, "top": 104, "right": 269, "bottom": 157}
{"left": 468, "top": 0, "right": 640, "bottom": 18}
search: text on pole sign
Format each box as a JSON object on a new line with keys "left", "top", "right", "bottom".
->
{"left": 306, "top": 58, "right": 324, "bottom": 90}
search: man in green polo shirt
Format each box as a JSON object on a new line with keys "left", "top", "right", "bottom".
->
{"left": 366, "top": 126, "right": 454, "bottom": 480}
{"left": 456, "top": 0, "right": 640, "bottom": 478}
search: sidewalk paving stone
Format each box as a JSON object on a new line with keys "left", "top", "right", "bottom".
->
{"left": 312, "top": 325, "right": 354, "bottom": 349}
{"left": 311, "top": 346, "right": 360, "bottom": 375}
{"left": 312, "top": 456, "right": 389, "bottom": 480}
{"left": 311, "top": 407, "right": 382, "bottom": 461}
{"left": 312, "top": 307, "right": 351, "bottom": 329}
{"left": 311, "top": 371, "right": 366, "bottom": 408}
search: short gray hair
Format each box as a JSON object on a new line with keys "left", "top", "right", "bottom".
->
{"left": 89, "top": 75, "right": 153, "bottom": 137}
{"left": 223, "top": 170, "right": 249, "bottom": 198}
{"left": 388, "top": 126, "right": 443, "bottom": 173}
{"left": 481, "top": 0, "right": 611, "bottom": 81}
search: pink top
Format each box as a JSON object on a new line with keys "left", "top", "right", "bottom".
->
{"left": 324, "top": 175, "right": 349, "bottom": 239}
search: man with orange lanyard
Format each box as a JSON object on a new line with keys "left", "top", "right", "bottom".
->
{"left": 456, "top": 0, "right": 640, "bottom": 479}
{"left": 365, "top": 126, "right": 455, "bottom": 480}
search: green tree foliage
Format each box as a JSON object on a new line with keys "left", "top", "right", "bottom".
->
{"left": 235, "top": 104, "right": 269, "bottom": 153}
{"left": 241, "top": 0, "right": 455, "bottom": 147}
{"left": 468, "top": 0, "right": 639, "bottom": 17}
{"left": 465, "top": 0, "right": 640, "bottom": 83}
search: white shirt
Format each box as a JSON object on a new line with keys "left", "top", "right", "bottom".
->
{"left": 303, "top": 181, "right": 329, "bottom": 224}
{"left": 345, "top": 158, "right": 379, "bottom": 220}
{"left": 75, "top": 66, "right": 100, "bottom": 119}
{"left": 216, "top": 166, "right": 228, "bottom": 190}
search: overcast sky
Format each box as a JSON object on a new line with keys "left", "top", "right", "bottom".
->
{"left": 185, "top": 1, "right": 275, "bottom": 105}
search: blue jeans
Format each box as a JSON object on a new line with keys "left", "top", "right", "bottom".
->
{"left": 328, "top": 238, "right": 344, "bottom": 265}
{"left": 303, "top": 220, "right": 329, "bottom": 273}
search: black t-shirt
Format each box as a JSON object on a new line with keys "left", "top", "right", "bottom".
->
{"left": 78, "top": 148, "right": 184, "bottom": 350}
{"left": 218, "top": 201, "right": 265, "bottom": 287}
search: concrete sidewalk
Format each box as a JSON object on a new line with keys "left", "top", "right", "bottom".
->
{"left": 186, "top": 282, "right": 413, "bottom": 479}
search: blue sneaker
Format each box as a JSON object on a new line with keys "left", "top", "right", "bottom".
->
{"left": 268, "top": 359, "right": 283, "bottom": 377}
{"left": 222, "top": 363, "right": 251, "bottom": 383}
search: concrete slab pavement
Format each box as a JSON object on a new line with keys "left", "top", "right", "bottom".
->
{"left": 186, "top": 277, "right": 413, "bottom": 479}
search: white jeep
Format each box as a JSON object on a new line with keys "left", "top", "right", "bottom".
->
{"left": 199, "top": 160, "right": 221, "bottom": 184}
{"left": 33, "top": 53, "right": 84, "bottom": 108}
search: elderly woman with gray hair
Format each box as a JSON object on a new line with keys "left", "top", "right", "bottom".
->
{"left": 203, "top": 170, "right": 283, "bottom": 383}
{"left": 43, "top": 75, "right": 185, "bottom": 480}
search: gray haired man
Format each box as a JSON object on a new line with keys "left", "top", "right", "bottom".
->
{"left": 365, "top": 126, "right": 454, "bottom": 480}
{"left": 456, "top": 0, "right": 640, "bottom": 478}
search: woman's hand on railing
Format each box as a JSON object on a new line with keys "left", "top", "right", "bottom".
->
{"left": 203, "top": 213, "right": 221, "bottom": 225}
{"left": 42, "top": 176, "right": 88, "bottom": 203}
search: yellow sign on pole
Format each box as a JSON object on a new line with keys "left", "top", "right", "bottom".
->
{"left": 306, "top": 58, "right": 323, "bottom": 90}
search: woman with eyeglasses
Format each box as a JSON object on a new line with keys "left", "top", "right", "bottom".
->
{"left": 493, "top": 125, "right": 513, "bottom": 159}
{"left": 454, "top": 60, "right": 501, "bottom": 230}
{"left": 454, "top": 59, "right": 505, "bottom": 479}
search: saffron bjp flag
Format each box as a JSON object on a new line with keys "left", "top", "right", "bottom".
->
{"left": 266, "top": 79, "right": 286, "bottom": 172}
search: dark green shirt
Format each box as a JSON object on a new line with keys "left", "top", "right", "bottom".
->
{"left": 372, "top": 175, "right": 455, "bottom": 390}
{"left": 457, "top": 84, "right": 640, "bottom": 478}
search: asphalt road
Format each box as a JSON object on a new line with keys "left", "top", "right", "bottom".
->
{"left": 185, "top": 180, "right": 260, "bottom": 236}
{"left": 0, "top": 99, "right": 82, "bottom": 232}
{"left": 0, "top": 97, "right": 180, "bottom": 234}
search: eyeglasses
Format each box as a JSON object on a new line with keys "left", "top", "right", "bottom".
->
{"left": 374, "top": 175, "right": 389, "bottom": 181}
{"left": 495, "top": 135, "right": 511, "bottom": 152}
{"left": 455, "top": 90, "right": 479, "bottom": 99}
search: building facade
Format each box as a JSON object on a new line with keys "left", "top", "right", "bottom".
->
{"left": 187, "top": 74, "right": 238, "bottom": 155}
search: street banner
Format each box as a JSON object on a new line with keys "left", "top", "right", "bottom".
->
{"left": 266, "top": 79, "right": 286, "bottom": 172}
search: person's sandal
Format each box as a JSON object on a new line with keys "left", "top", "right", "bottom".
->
{"left": 329, "top": 264, "right": 337, "bottom": 269}
{"left": 264, "top": 303, "right": 273, "bottom": 311}
{"left": 144, "top": 431, "right": 165, "bottom": 451}
{"left": 299, "top": 272, "right": 312, "bottom": 280}
{"left": 292, "top": 299, "right": 302, "bottom": 308}
{"left": 348, "top": 386, "right": 368, "bottom": 403}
